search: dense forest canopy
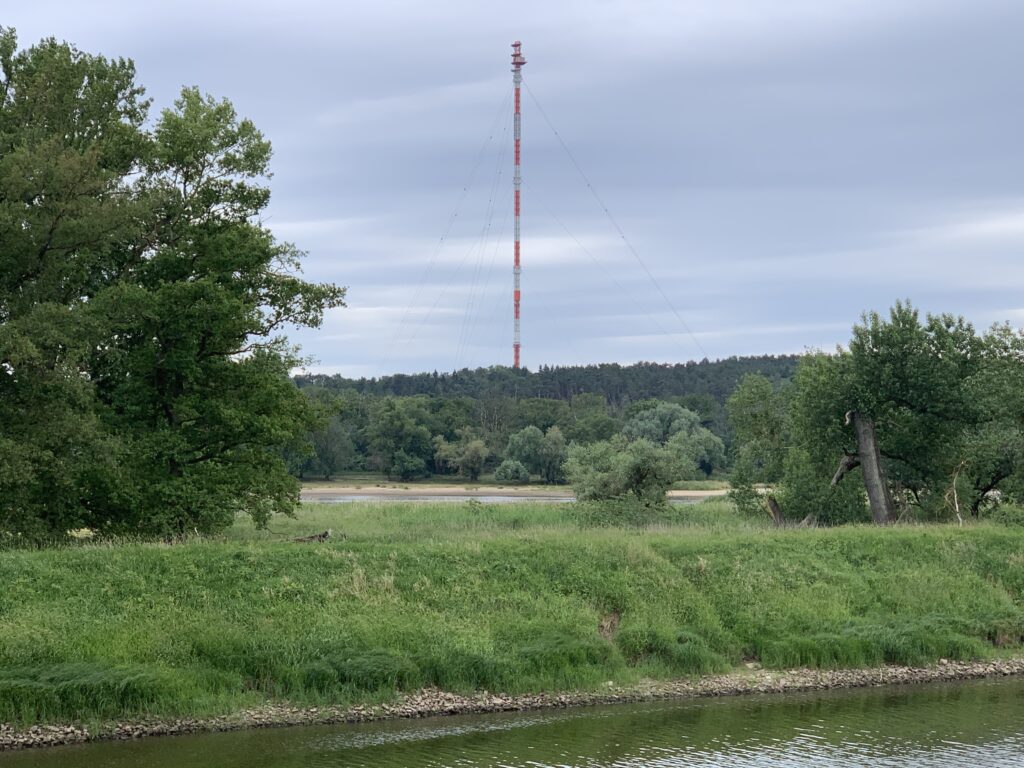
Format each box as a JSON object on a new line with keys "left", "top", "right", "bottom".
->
{"left": 288, "top": 357, "right": 800, "bottom": 483}
{"left": 296, "top": 356, "right": 799, "bottom": 403}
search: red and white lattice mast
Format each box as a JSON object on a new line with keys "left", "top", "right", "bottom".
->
{"left": 511, "top": 41, "right": 526, "bottom": 369}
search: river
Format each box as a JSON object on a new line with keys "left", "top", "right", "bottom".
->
{"left": 3, "top": 676, "right": 1022, "bottom": 767}
{"left": 299, "top": 494, "right": 710, "bottom": 504}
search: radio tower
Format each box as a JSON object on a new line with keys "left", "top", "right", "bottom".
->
{"left": 511, "top": 41, "right": 526, "bottom": 369}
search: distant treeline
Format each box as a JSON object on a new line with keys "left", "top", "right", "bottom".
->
{"left": 289, "top": 357, "right": 800, "bottom": 481}
{"left": 295, "top": 356, "right": 799, "bottom": 404}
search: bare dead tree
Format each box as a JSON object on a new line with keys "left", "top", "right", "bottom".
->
{"left": 944, "top": 461, "right": 967, "bottom": 527}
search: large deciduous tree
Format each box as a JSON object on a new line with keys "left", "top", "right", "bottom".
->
{"left": 0, "top": 30, "right": 345, "bottom": 539}
{"left": 728, "top": 302, "right": 1024, "bottom": 526}
{"left": 725, "top": 374, "right": 791, "bottom": 521}
{"left": 366, "top": 399, "right": 433, "bottom": 480}
{"left": 821, "top": 303, "right": 982, "bottom": 523}
{"left": 505, "top": 424, "right": 566, "bottom": 483}
{"left": 565, "top": 436, "right": 680, "bottom": 507}
{"left": 623, "top": 402, "right": 725, "bottom": 478}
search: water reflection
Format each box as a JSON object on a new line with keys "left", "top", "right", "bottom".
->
{"left": 3, "top": 677, "right": 1023, "bottom": 767}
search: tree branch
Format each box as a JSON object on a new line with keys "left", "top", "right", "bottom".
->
{"left": 830, "top": 453, "right": 860, "bottom": 486}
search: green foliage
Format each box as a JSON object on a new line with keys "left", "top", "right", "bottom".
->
{"left": 291, "top": 358, "right": 802, "bottom": 487}
{"left": 565, "top": 437, "right": 681, "bottom": 507}
{"left": 296, "top": 357, "right": 800, "bottom": 405}
{"left": 334, "top": 650, "right": 420, "bottom": 691}
{"left": 624, "top": 402, "right": 726, "bottom": 477}
{"left": 310, "top": 416, "right": 358, "bottom": 480}
{"left": 565, "top": 405, "right": 721, "bottom": 510}
{"left": 461, "top": 440, "right": 490, "bottom": 482}
{"left": 434, "top": 428, "right": 490, "bottom": 481}
{"left": 515, "top": 631, "right": 616, "bottom": 678}
{"left": 0, "top": 30, "right": 344, "bottom": 539}
{"left": 623, "top": 401, "right": 702, "bottom": 443}
{"left": 758, "top": 620, "right": 988, "bottom": 669}
{"left": 727, "top": 303, "right": 1024, "bottom": 524}
{"left": 844, "top": 303, "right": 983, "bottom": 506}
{"left": 494, "top": 459, "right": 531, "bottom": 484}
{"left": 284, "top": 388, "right": 361, "bottom": 480}
{"left": 0, "top": 29, "right": 149, "bottom": 539}
{"left": 616, "top": 625, "right": 729, "bottom": 674}
{"left": 367, "top": 400, "right": 433, "bottom": 479}
{"left": 722, "top": 459, "right": 764, "bottom": 518}
{"left": 537, "top": 426, "right": 567, "bottom": 484}
{"left": 506, "top": 425, "right": 545, "bottom": 473}
{"left": 990, "top": 504, "right": 1024, "bottom": 528}
{"left": 725, "top": 376, "right": 781, "bottom": 519}
{"left": 572, "top": 496, "right": 665, "bottom": 527}
{"left": 390, "top": 450, "right": 429, "bottom": 481}
{"left": 497, "top": 425, "right": 567, "bottom": 483}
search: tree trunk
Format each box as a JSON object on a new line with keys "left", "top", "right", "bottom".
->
{"left": 830, "top": 453, "right": 860, "bottom": 486}
{"left": 849, "top": 411, "right": 896, "bottom": 524}
{"left": 766, "top": 496, "right": 785, "bottom": 527}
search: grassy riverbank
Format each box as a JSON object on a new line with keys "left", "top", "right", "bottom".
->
{"left": 1, "top": 501, "right": 1023, "bottom": 728}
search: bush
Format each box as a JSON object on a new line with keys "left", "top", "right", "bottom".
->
{"left": 990, "top": 504, "right": 1024, "bottom": 527}
{"left": 391, "top": 450, "right": 429, "bottom": 481}
{"left": 775, "top": 447, "right": 868, "bottom": 526}
{"left": 573, "top": 496, "right": 665, "bottom": 527}
{"left": 494, "top": 459, "right": 531, "bottom": 484}
{"left": 565, "top": 437, "right": 681, "bottom": 506}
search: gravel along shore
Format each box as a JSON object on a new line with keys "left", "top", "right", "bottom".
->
{"left": 3, "top": 657, "right": 1024, "bottom": 751}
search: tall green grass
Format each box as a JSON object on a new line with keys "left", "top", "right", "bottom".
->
{"left": 0, "top": 500, "right": 1022, "bottom": 726}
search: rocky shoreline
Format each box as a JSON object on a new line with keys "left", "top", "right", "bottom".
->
{"left": 3, "top": 657, "right": 1024, "bottom": 751}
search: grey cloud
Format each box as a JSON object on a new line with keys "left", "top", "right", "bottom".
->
{"left": 6, "top": 0, "right": 1024, "bottom": 376}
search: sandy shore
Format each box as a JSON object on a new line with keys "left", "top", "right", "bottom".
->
{"left": 4, "top": 657, "right": 1023, "bottom": 751}
{"left": 300, "top": 483, "right": 574, "bottom": 499}
{"left": 299, "top": 484, "right": 728, "bottom": 500}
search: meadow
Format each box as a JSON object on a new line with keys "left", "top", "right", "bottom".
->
{"left": 1, "top": 500, "right": 1022, "bottom": 727}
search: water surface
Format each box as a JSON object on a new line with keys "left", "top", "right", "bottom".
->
{"left": 4, "top": 677, "right": 1022, "bottom": 767}
{"left": 301, "top": 494, "right": 704, "bottom": 504}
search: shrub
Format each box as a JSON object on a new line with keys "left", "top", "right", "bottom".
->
{"left": 573, "top": 496, "right": 664, "bottom": 527}
{"left": 494, "top": 459, "right": 531, "bottom": 484}
{"left": 990, "top": 504, "right": 1024, "bottom": 527}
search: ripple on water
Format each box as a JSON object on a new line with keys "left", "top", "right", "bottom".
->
{"left": 3, "top": 677, "right": 1024, "bottom": 768}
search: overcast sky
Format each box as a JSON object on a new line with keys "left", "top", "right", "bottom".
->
{"left": 8, "top": 1, "right": 1024, "bottom": 377}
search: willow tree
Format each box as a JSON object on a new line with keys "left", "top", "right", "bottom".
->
{"left": 728, "top": 303, "right": 1024, "bottom": 525}
{"left": 793, "top": 303, "right": 988, "bottom": 523}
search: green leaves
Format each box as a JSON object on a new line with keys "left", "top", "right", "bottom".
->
{"left": 502, "top": 425, "right": 567, "bottom": 484}
{"left": 729, "top": 302, "right": 1024, "bottom": 524}
{"left": 153, "top": 87, "right": 272, "bottom": 223}
{"left": 566, "top": 436, "right": 678, "bottom": 506}
{"left": 0, "top": 31, "right": 345, "bottom": 540}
